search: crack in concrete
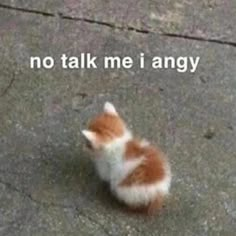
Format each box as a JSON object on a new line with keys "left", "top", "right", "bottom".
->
{"left": 75, "top": 209, "right": 113, "bottom": 236}
{"left": 58, "top": 13, "right": 150, "bottom": 34}
{"left": 0, "top": 178, "right": 112, "bottom": 236}
{"left": 0, "top": 178, "right": 55, "bottom": 208}
{"left": 0, "top": 71, "right": 16, "bottom": 97}
{"left": 0, "top": 3, "right": 54, "bottom": 17}
{"left": 162, "top": 33, "right": 236, "bottom": 48}
{"left": 0, "top": 3, "right": 236, "bottom": 48}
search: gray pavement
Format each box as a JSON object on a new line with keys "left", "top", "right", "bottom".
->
{"left": 0, "top": 1, "right": 236, "bottom": 236}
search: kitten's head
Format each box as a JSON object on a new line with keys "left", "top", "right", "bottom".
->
{"left": 82, "top": 102, "right": 128, "bottom": 151}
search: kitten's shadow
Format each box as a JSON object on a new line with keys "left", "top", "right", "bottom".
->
{"left": 39, "top": 146, "right": 121, "bottom": 211}
{"left": 39, "top": 146, "right": 182, "bottom": 216}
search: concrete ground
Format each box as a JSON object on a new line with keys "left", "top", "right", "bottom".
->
{"left": 0, "top": 1, "right": 236, "bottom": 235}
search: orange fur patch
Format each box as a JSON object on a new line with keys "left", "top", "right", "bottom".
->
{"left": 121, "top": 140, "right": 166, "bottom": 186}
{"left": 124, "top": 139, "right": 144, "bottom": 159}
{"left": 88, "top": 113, "right": 125, "bottom": 142}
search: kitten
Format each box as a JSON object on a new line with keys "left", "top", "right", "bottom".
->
{"left": 82, "top": 102, "right": 171, "bottom": 214}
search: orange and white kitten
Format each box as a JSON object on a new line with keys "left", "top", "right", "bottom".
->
{"left": 82, "top": 102, "right": 171, "bottom": 214}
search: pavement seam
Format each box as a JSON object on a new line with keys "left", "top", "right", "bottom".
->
{"left": 0, "top": 3, "right": 236, "bottom": 48}
{"left": 0, "top": 178, "right": 112, "bottom": 236}
{"left": 0, "top": 71, "right": 17, "bottom": 97}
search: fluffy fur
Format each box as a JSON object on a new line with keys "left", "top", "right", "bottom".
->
{"left": 82, "top": 102, "right": 171, "bottom": 214}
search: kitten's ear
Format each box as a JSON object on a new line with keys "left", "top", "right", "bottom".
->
{"left": 81, "top": 130, "right": 97, "bottom": 144}
{"left": 104, "top": 102, "right": 118, "bottom": 116}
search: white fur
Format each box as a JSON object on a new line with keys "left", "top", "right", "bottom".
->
{"left": 110, "top": 157, "right": 145, "bottom": 186}
{"left": 93, "top": 130, "right": 132, "bottom": 182}
{"left": 104, "top": 102, "right": 118, "bottom": 116}
{"left": 92, "top": 129, "right": 172, "bottom": 207}
{"left": 93, "top": 158, "right": 110, "bottom": 182}
{"left": 114, "top": 173, "right": 171, "bottom": 206}
{"left": 82, "top": 130, "right": 96, "bottom": 143}
{"left": 140, "top": 139, "right": 149, "bottom": 147}
{"left": 113, "top": 158, "right": 171, "bottom": 206}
